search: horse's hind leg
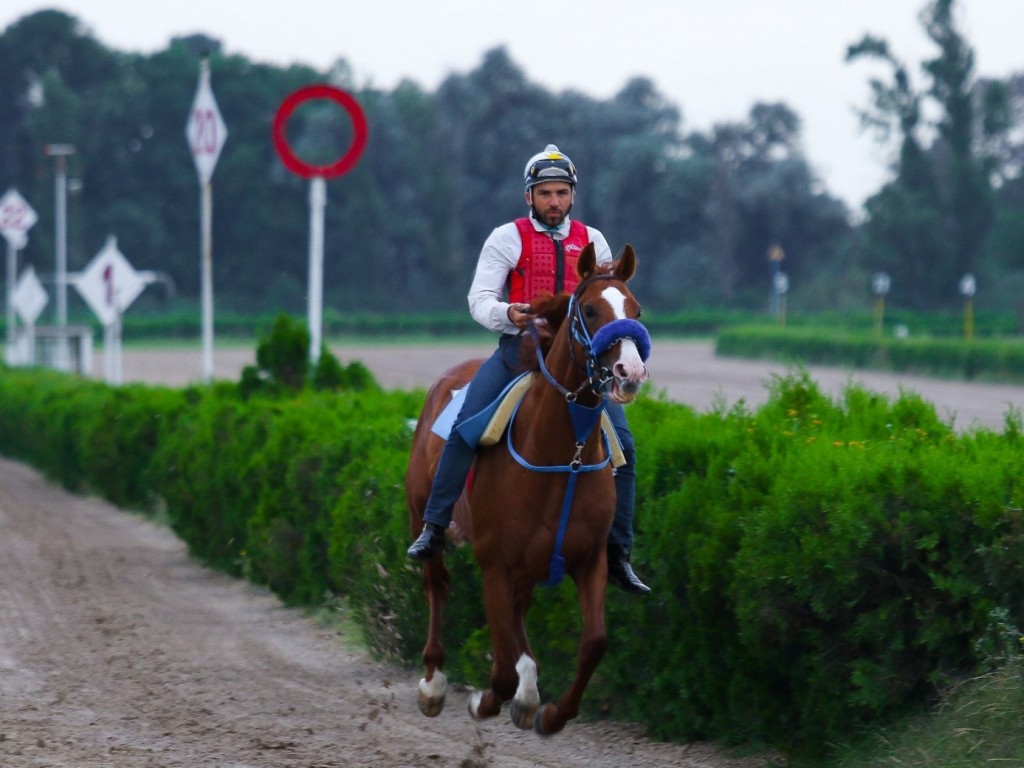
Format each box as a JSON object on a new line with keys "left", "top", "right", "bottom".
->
{"left": 417, "top": 557, "right": 450, "bottom": 717}
{"left": 534, "top": 565, "right": 608, "bottom": 735}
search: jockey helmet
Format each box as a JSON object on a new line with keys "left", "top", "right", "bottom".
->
{"left": 524, "top": 144, "right": 577, "bottom": 191}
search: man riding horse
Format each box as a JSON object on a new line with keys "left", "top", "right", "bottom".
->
{"left": 407, "top": 144, "right": 650, "bottom": 595}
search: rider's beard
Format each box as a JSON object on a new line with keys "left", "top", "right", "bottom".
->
{"left": 532, "top": 203, "right": 571, "bottom": 228}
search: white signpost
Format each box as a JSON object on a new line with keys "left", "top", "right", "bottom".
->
{"left": 74, "top": 236, "right": 151, "bottom": 384}
{"left": 11, "top": 265, "right": 47, "bottom": 365}
{"left": 43, "top": 144, "right": 76, "bottom": 371}
{"left": 272, "top": 85, "right": 367, "bottom": 364}
{"left": 186, "top": 57, "right": 227, "bottom": 382}
{"left": 13, "top": 265, "right": 48, "bottom": 324}
{"left": 1, "top": 188, "right": 38, "bottom": 364}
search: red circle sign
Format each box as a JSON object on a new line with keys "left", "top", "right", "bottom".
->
{"left": 272, "top": 84, "right": 368, "bottom": 179}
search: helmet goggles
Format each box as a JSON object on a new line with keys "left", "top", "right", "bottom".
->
{"left": 524, "top": 145, "right": 577, "bottom": 190}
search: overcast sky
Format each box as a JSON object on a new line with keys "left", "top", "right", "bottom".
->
{"left": 2, "top": 1, "right": 1022, "bottom": 210}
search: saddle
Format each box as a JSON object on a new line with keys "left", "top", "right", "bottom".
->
{"left": 431, "top": 372, "right": 625, "bottom": 468}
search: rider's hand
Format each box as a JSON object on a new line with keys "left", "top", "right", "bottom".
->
{"left": 532, "top": 317, "right": 553, "bottom": 344}
{"left": 507, "top": 303, "right": 534, "bottom": 329}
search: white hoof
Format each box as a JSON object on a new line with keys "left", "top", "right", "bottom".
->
{"left": 467, "top": 690, "right": 485, "bottom": 720}
{"left": 417, "top": 671, "right": 447, "bottom": 717}
{"left": 510, "top": 654, "right": 540, "bottom": 729}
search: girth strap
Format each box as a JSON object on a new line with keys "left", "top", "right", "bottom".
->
{"left": 504, "top": 396, "right": 610, "bottom": 586}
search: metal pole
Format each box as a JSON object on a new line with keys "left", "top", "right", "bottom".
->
{"left": 104, "top": 323, "right": 114, "bottom": 383}
{"left": 308, "top": 176, "right": 326, "bottom": 365}
{"left": 45, "top": 144, "right": 75, "bottom": 371}
{"left": 5, "top": 238, "right": 14, "bottom": 364}
{"left": 25, "top": 321, "right": 35, "bottom": 366}
{"left": 200, "top": 179, "right": 214, "bottom": 381}
{"left": 113, "top": 310, "right": 123, "bottom": 385}
{"left": 770, "top": 260, "right": 780, "bottom": 317}
{"left": 55, "top": 156, "right": 67, "bottom": 328}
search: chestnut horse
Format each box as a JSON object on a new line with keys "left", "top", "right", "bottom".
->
{"left": 405, "top": 243, "right": 650, "bottom": 735}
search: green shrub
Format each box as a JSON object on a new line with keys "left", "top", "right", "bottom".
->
{"left": 239, "top": 315, "right": 382, "bottom": 398}
{"left": 5, "top": 363, "right": 1024, "bottom": 757}
{"left": 716, "top": 326, "right": 1024, "bottom": 383}
{"left": 313, "top": 349, "right": 379, "bottom": 393}
{"left": 248, "top": 314, "right": 310, "bottom": 393}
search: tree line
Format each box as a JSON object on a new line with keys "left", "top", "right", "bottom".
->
{"left": 1, "top": 1, "right": 1021, "bottom": 319}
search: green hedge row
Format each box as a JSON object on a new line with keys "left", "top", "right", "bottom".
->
{"left": 717, "top": 325, "right": 1024, "bottom": 383}
{"left": 2, "top": 365, "right": 1024, "bottom": 756}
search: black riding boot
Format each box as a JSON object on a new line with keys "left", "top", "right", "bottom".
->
{"left": 407, "top": 522, "right": 447, "bottom": 560}
{"left": 607, "top": 543, "right": 651, "bottom": 594}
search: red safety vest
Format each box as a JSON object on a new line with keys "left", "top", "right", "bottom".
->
{"left": 508, "top": 218, "right": 591, "bottom": 303}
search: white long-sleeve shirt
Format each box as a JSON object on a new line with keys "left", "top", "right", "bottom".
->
{"left": 467, "top": 216, "right": 614, "bottom": 334}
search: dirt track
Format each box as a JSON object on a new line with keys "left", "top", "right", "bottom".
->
{"left": 0, "top": 455, "right": 771, "bottom": 768}
{"left": 1, "top": 341, "right": 1020, "bottom": 766}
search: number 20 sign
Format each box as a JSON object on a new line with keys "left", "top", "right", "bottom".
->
{"left": 185, "top": 61, "right": 227, "bottom": 184}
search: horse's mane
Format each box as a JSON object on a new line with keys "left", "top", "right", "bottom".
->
{"left": 517, "top": 263, "right": 621, "bottom": 371}
{"left": 532, "top": 291, "right": 571, "bottom": 331}
{"left": 518, "top": 291, "right": 571, "bottom": 371}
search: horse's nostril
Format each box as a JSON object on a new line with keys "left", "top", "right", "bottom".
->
{"left": 614, "top": 361, "right": 642, "bottom": 380}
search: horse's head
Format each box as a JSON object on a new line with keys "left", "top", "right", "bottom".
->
{"left": 567, "top": 243, "right": 651, "bottom": 404}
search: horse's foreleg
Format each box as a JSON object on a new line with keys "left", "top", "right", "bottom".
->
{"left": 534, "top": 564, "right": 608, "bottom": 736}
{"left": 507, "top": 591, "right": 539, "bottom": 729}
{"left": 509, "top": 653, "right": 541, "bottom": 729}
{"left": 468, "top": 568, "right": 519, "bottom": 721}
{"left": 418, "top": 558, "right": 450, "bottom": 717}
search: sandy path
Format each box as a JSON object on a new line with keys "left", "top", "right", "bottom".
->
{"left": 0, "top": 456, "right": 766, "bottom": 768}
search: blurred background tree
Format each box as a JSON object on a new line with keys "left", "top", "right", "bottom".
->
{"left": 847, "top": 0, "right": 1015, "bottom": 310}
{"left": 0, "top": 1, "right": 1020, "bottom": 320}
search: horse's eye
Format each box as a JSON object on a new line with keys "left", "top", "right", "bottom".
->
{"left": 583, "top": 305, "right": 597, "bottom": 319}
{"left": 636, "top": 306, "right": 643, "bottom": 319}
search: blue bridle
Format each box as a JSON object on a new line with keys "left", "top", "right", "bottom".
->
{"left": 566, "top": 278, "right": 651, "bottom": 397}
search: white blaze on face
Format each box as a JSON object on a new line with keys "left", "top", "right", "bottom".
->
{"left": 601, "top": 285, "right": 628, "bottom": 319}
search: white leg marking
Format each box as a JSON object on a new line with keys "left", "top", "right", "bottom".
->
{"left": 514, "top": 654, "right": 540, "bottom": 708}
{"left": 468, "top": 689, "right": 484, "bottom": 718}
{"left": 419, "top": 670, "right": 447, "bottom": 700}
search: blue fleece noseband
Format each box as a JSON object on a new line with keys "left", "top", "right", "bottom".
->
{"left": 590, "top": 318, "right": 651, "bottom": 362}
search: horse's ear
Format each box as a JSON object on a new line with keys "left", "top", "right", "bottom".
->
{"left": 576, "top": 243, "right": 597, "bottom": 280}
{"left": 614, "top": 245, "right": 637, "bottom": 282}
